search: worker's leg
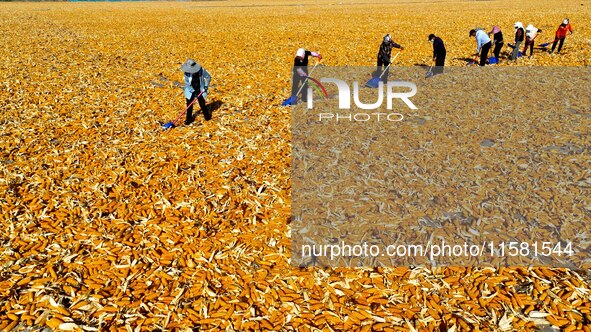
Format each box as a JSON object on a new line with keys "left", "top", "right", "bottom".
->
{"left": 435, "top": 55, "right": 445, "bottom": 74}
{"left": 511, "top": 41, "right": 522, "bottom": 60}
{"left": 480, "top": 42, "right": 491, "bottom": 66}
{"left": 197, "top": 95, "right": 210, "bottom": 121}
{"left": 291, "top": 72, "right": 299, "bottom": 97}
{"left": 185, "top": 97, "right": 194, "bottom": 125}
{"left": 557, "top": 37, "right": 565, "bottom": 53}
{"left": 376, "top": 57, "right": 384, "bottom": 77}
{"left": 529, "top": 41, "right": 534, "bottom": 56}
{"left": 551, "top": 38, "right": 558, "bottom": 53}
{"left": 493, "top": 42, "right": 502, "bottom": 58}
{"left": 382, "top": 65, "right": 389, "bottom": 83}
{"left": 300, "top": 79, "right": 309, "bottom": 102}
{"left": 522, "top": 38, "right": 530, "bottom": 56}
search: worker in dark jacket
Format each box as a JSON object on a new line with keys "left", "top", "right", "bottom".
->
{"left": 428, "top": 34, "right": 446, "bottom": 75}
{"left": 511, "top": 22, "right": 525, "bottom": 60}
{"left": 181, "top": 59, "right": 211, "bottom": 124}
{"left": 376, "top": 34, "right": 404, "bottom": 83}
{"left": 489, "top": 25, "right": 504, "bottom": 59}
{"left": 291, "top": 48, "right": 322, "bottom": 103}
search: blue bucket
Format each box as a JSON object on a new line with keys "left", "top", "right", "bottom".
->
{"left": 488, "top": 57, "right": 499, "bottom": 64}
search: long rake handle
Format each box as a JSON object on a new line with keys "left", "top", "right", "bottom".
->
{"left": 294, "top": 60, "right": 321, "bottom": 97}
{"left": 172, "top": 90, "right": 204, "bottom": 126}
{"left": 378, "top": 50, "right": 401, "bottom": 79}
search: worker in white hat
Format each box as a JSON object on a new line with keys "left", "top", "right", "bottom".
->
{"left": 551, "top": 18, "right": 574, "bottom": 54}
{"left": 511, "top": 22, "right": 525, "bottom": 61}
{"left": 291, "top": 48, "right": 322, "bottom": 103}
{"left": 523, "top": 24, "right": 541, "bottom": 58}
{"left": 376, "top": 34, "right": 404, "bottom": 83}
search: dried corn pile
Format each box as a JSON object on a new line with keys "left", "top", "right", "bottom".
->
{"left": 1, "top": 0, "right": 590, "bottom": 331}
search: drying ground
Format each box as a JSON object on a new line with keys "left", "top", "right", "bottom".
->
{"left": 1, "top": 0, "right": 590, "bottom": 331}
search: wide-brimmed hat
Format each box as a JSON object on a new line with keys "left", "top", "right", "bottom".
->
{"left": 181, "top": 59, "right": 201, "bottom": 73}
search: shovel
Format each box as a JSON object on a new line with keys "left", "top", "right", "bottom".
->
{"left": 366, "top": 50, "right": 402, "bottom": 88}
{"left": 163, "top": 90, "right": 204, "bottom": 129}
{"left": 539, "top": 40, "right": 554, "bottom": 47}
{"left": 466, "top": 55, "right": 479, "bottom": 66}
{"left": 507, "top": 43, "right": 524, "bottom": 57}
{"left": 282, "top": 61, "right": 321, "bottom": 106}
{"left": 425, "top": 65, "right": 434, "bottom": 78}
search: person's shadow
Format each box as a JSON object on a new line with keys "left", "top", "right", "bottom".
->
{"left": 191, "top": 100, "right": 224, "bottom": 121}
{"left": 208, "top": 100, "right": 224, "bottom": 114}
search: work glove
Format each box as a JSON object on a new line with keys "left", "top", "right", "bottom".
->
{"left": 317, "top": 54, "right": 323, "bottom": 61}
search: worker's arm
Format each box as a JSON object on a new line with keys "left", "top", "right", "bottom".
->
{"left": 201, "top": 69, "right": 211, "bottom": 93}
{"left": 310, "top": 51, "right": 322, "bottom": 60}
{"left": 390, "top": 40, "right": 404, "bottom": 50}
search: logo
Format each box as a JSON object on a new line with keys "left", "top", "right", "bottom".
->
{"left": 305, "top": 79, "right": 417, "bottom": 122}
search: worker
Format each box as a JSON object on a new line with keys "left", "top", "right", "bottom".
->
{"left": 376, "top": 34, "right": 404, "bottom": 82}
{"left": 489, "top": 25, "right": 504, "bottom": 59}
{"left": 551, "top": 19, "right": 574, "bottom": 54}
{"left": 291, "top": 48, "right": 322, "bottom": 103}
{"left": 181, "top": 59, "right": 211, "bottom": 124}
{"left": 469, "top": 29, "right": 492, "bottom": 66}
{"left": 511, "top": 22, "right": 525, "bottom": 60}
{"left": 523, "top": 24, "right": 541, "bottom": 58}
{"left": 428, "top": 34, "right": 446, "bottom": 75}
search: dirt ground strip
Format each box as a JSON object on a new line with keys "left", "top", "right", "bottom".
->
{"left": 1, "top": 0, "right": 590, "bottom": 331}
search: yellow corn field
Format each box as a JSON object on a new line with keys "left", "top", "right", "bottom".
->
{"left": 1, "top": 0, "right": 590, "bottom": 331}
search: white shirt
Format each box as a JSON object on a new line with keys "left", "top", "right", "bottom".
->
{"left": 526, "top": 24, "right": 538, "bottom": 39}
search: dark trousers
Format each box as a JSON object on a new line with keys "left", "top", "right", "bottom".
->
{"left": 291, "top": 73, "right": 308, "bottom": 102}
{"left": 186, "top": 93, "right": 210, "bottom": 123}
{"left": 551, "top": 37, "right": 565, "bottom": 53}
{"left": 492, "top": 41, "right": 503, "bottom": 58}
{"left": 434, "top": 54, "right": 445, "bottom": 74}
{"left": 479, "top": 42, "right": 492, "bottom": 66}
{"left": 377, "top": 57, "right": 390, "bottom": 83}
{"left": 523, "top": 38, "right": 535, "bottom": 56}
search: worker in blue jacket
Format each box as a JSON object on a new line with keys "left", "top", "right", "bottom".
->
{"left": 181, "top": 59, "right": 211, "bottom": 124}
